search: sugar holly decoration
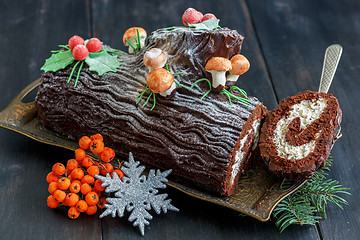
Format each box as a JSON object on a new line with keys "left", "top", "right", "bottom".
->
{"left": 86, "top": 38, "right": 102, "bottom": 53}
{"left": 202, "top": 13, "right": 217, "bottom": 22}
{"left": 68, "top": 35, "right": 85, "bottom": 50}
{"left": 95, "top": 152, "right": 179, "bottom": 236}
{"left": 41, "top": 35, "right": 121, "bottom": 88}
{"left": 73, "top": 45, "right": 89, "bottom": 61}
{"left": 182, "top": 8, "right": 203, "bottom": 26}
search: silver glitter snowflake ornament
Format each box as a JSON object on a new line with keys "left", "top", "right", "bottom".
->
{"left": 95, "top": 152, "right": 179, "bottom": 236}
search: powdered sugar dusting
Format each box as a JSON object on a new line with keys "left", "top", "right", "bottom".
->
{"left": 144, "top": 48, "right": 162, "bottom": 59}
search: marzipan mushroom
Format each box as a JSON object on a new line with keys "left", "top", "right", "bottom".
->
{"left": 227, "top": 54, "right": 250, "bottom": 82}
{"left": 205, "top": 57, "right": 232, "bottom": 89}
{"left": 123, "top": 27, "right": 147, "bottom": 54}
{"left": 146, "top": 68, "right": 176, "bottom": 97}
{"left": 143, "top": 48, "right": 167, "bottom": 72}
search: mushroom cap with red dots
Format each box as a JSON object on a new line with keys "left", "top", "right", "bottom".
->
{"left": 122, "top": 27, "right": 147, "bottom": 46}
{"left": 205, "top": 57, "right": 232, "bottom": 72}
{"left": 229, "top": 54, "right": 250, "bottom": 75}
{"left": 146, "top": 68, "right": 174, "bottom": 93}
{"left": 143, "top": 48, "right": 167, "bottom": 69}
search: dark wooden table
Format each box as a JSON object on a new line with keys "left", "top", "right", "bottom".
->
{"left": 0, "top": 0, "right": 359, "bottom": 239}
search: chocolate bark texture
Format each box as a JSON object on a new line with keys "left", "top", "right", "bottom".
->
{"left": 259, "top": 91, "right": 342, "bottom": 181}
{"left": 36, "top": 27, "right": 265, "bottom": 196}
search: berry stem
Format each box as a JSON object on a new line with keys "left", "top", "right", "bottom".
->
{"left": 67, "top": 61, "right": 81, "bottom": 83}
{"left": 58, "top": 44, "right": 70, "bottom": 50}
{"left": 74, "top": 61, "right": 85, "bottom": 88}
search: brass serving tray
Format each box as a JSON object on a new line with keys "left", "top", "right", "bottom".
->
{"left": 0, "top": 79, "right": 305, "bottom": 221}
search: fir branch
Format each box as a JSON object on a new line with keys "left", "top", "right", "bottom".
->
{"left": 272, "top": 156, "right": 350, "bottom": 232}
{"left": 273, "top": 194, "right": 321, "bottom": 232}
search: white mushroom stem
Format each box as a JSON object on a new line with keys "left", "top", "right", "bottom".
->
{"left": 226, "top": 73, "right": 240, "bottom": 82}
{"left": 159, "top": 82, "right": 176, "bottom": 97}
{"left": 209, "top": 70, "right": 227, "bottom": 88}
{"left": 147, "top": 63, "right": 166, "bottom": 73}
{"left": 126, "top": 37, "right": 146, "bottom": 54}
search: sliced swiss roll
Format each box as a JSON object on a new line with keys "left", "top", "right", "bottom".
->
{"left": 259, "top": 91, "right": 342, "bottom": 180}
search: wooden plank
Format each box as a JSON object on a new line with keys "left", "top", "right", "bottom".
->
{"left": 246, "top": 0, "right": 359, "bottom": 239}
{"left": 91, "top": 0, "right": 319, "bottom": 239}
{"left": 0, "top": 0, "right": 102, "bottom": 239}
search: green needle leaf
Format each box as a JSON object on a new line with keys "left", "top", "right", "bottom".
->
{"left": 136, "top": 28, "right": 141, "bottom": 50}
{"left": 150, "top": 93, "right": 156, "bottom": 110}
{"left": 137, "top": 86, "right": 149, "bottom": 104}
{"left": 85, "top": 51, "right": 121, "bottom": 76}
{"left": 41, "top": 50, "right": 75, "bottom": 72}
{"left": 74, "top": 61, "right": 84, "bottom": 88}
{"left": 271, "top": 156, "right": 350, "bottom": 232}
{"left": 67, "top": 61, "right": 81, "bottom": 83}
{"left": 126, "top": 38, "right": 137, "bottom": 52}
{"left": 143, "top": 92, "right": 153, "bottom": 107}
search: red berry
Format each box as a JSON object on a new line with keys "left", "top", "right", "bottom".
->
{"left": 86, "top": 38, "right": 102, "bottom": 53}
{"left": 182, "top": 8, "right": 203, "bottom": 27}
{"left": 90, "top": 133, "right": 103, "bottom": 141}
{"left": 68, "top": 35, "right": 85, "bottom": 50}
{"left": 100, "top": 147, "right": 115, "bottom": 162}
{"left": 73, "top": 45, "right": 89, "bottom": 61}
{"left": 202, "top": 13, "right": 217, "bottom": 22}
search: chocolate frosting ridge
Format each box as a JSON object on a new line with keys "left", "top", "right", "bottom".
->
{"left": 36, "top": 27, "right": 261, "bottom": 195}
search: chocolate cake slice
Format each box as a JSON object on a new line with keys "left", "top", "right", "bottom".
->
{"left": 259, "top": 91, "right": 342, "bottom": 180}
{"left": 35, "top": 27, "right": 267, "bottom": 196}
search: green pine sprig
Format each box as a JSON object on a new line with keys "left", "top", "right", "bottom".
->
{"left": 271, "top": 156, "right": 350, "bottom": 232}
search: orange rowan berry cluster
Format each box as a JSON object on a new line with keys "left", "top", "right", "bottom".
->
{"left": 46, "top": 133, "right": 125, "bottom": 219}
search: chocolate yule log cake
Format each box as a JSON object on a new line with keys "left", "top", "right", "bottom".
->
{"left": 35, "top": 23, "right": 267, "bottom": 196}
{"left": 259, "top": 91, "right": 342, "bottom": 180}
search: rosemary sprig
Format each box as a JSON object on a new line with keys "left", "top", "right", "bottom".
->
{"left": 271, "top": 156, "right": 350, "bottom": 232}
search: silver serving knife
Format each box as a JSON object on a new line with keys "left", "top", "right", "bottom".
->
{"left": 318, "top": 44, "right": 343, "bottom": 94}
{"left": 318, "top": 44, "right": 343, "bottom": 138}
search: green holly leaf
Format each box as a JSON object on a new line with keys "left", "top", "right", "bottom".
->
{"left": 85, "top": 51, "right": 121, "bottom": 76}
{"left": 188, "top": 19, "right": 221, "bottom": 30}
{"left": 41, "top": 50, "right": 75, "bottom": 72}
